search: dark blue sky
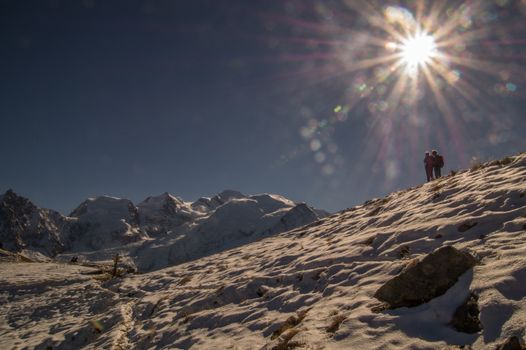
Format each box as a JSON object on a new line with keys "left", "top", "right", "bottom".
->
{"left": 1, "top": 0, "right": 525, "bottom": 214}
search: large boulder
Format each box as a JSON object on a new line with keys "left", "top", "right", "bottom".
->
{"left": 374, "top": 246, "right": 477, "bottom": 308}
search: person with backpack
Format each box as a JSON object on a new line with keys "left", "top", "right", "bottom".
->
{"left": 431, "top": 150, "right": 444, "bottom": 178}
{"left": 424, "top": 151, "right": 434, "bottom": 182}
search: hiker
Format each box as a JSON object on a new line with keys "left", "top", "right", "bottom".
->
{"left": 432, "top": 150, "right": 444, "bottom": 178}
{"left": 424, "top": 152, "right": 434, "bottom": 182}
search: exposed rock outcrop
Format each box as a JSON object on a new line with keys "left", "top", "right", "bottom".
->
{"left": 0, "top": 190, "right": 66, "bottom": 256}
{"left": 374, "top": 246, "right": 477, "bottom": 308}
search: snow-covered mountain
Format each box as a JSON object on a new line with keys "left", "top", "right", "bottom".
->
{"left": 0, "top": 189, "right": 328, "bottom": 270}
{"left": 191, "top": 189, "right": 247, "bottom": 212}
{"left": 65, "top": 196, "right": 147, "bottom": 251}
{"left": 1, "top": 152, "right": 525, "bottom": 349}
{"left": 133, "top": 192, "right": 327, "bottom": 271}
{"left": 0, "top": 189, "right": 66, "bottom": 257}
{"left": 137, "top": 192, "right": 201, "bottom": 236}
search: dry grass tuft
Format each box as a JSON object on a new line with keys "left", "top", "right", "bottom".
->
{"left": 271, "top": 309, "right": 309, "bottom": 340}
{"left": 272, "top": 328, "right": 302, "bottom": 350}
{"left": 92, "top": 272, "right": 113, "bottom": 282}
{"left": 470, "top": 160, "right": 483, "bottom": 172}
{"left": 178, "top": 275, "right": 192, "bottom": 285}
{"left": 398, "top": 245, "right": 410, "bottom": 259}
{"left": 430, "top": 183, "right": 442, "bottom": 193}
{"left": 180, "top": 311, "right": 193, "bottom": 324}
{"left": 326, "top": 314, "right": 347, "bottom": 334}
{"left": 363, "top": 236, "right": 375, "bottom": 246}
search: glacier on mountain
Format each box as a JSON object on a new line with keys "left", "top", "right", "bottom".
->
{"left": 0, "top": 189, "right": 328, "bottom": 271}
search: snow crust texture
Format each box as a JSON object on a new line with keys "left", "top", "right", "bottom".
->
{"left": 1, "top": 153, "right": 526, "bottom": 349}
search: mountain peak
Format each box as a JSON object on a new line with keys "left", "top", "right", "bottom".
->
{"left": 0, "top": 189, "right": 36, "bottom": 211}
{"left": 139, "top": 192, "right": 183, "bottom": 206}
{"left": 69, "top": 195, "right": 135, "bottom": 218}
{"left": 218, "top": 189, "right": 244, "bottom": 196}
{"left": 214, "top": 189, "right": 245, "bottom": 201}
{"left": 0, "top": 189, "right": 65, "bottom": 256}
{"left": 2, "top": 188, "right": 15, "bottom": 197}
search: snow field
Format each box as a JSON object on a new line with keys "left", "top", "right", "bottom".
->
{"left": 0, "top": 153, "right": 525, "bottom": 349}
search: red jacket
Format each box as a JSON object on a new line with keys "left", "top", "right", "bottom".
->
{"left": 424, "top": 155, "right": 434, "bottom": 169}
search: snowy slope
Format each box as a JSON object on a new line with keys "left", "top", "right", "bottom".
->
{"left": 1, "top": 152, "right": 525, "bottom": 349}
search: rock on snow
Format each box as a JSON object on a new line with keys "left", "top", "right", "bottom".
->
{"left": 373, "top": 245, "right": 477, "bottom": 309}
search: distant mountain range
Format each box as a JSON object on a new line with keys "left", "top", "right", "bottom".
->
{"left": 0, "top": 189, "right": 328, "bottom": 270}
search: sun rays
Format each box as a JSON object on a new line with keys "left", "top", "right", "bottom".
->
{"left": 259, "top": 0, "right": 524, "bottom": 195}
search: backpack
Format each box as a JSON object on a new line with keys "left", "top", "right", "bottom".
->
{"left": 438, "top": 155, "right": 444, "bottom": 168}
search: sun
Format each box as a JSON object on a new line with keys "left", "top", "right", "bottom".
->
{"left": 400, "top": 32, "right": 438, "bottom": 73}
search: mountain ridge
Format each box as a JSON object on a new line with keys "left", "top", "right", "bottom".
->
{"left": 0, "top": 189, "right": 328, "bottom": 270}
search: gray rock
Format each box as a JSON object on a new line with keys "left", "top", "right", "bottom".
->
{"left": 374, "top": 246, "right": 477, "bottom": 308}
{"left": 449, "top": 292, "right": 482, "bottom": 333}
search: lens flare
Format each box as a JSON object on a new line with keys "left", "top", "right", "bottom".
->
{"left": 264, "top": 0, "right": 524, "bottom": 191}
{"left": 400, "top": 32, "right": 438, "bottom": 74}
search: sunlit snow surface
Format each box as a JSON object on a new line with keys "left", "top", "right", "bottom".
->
{"left": 1, "top": 153, "right": 526, "bottom": 349}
